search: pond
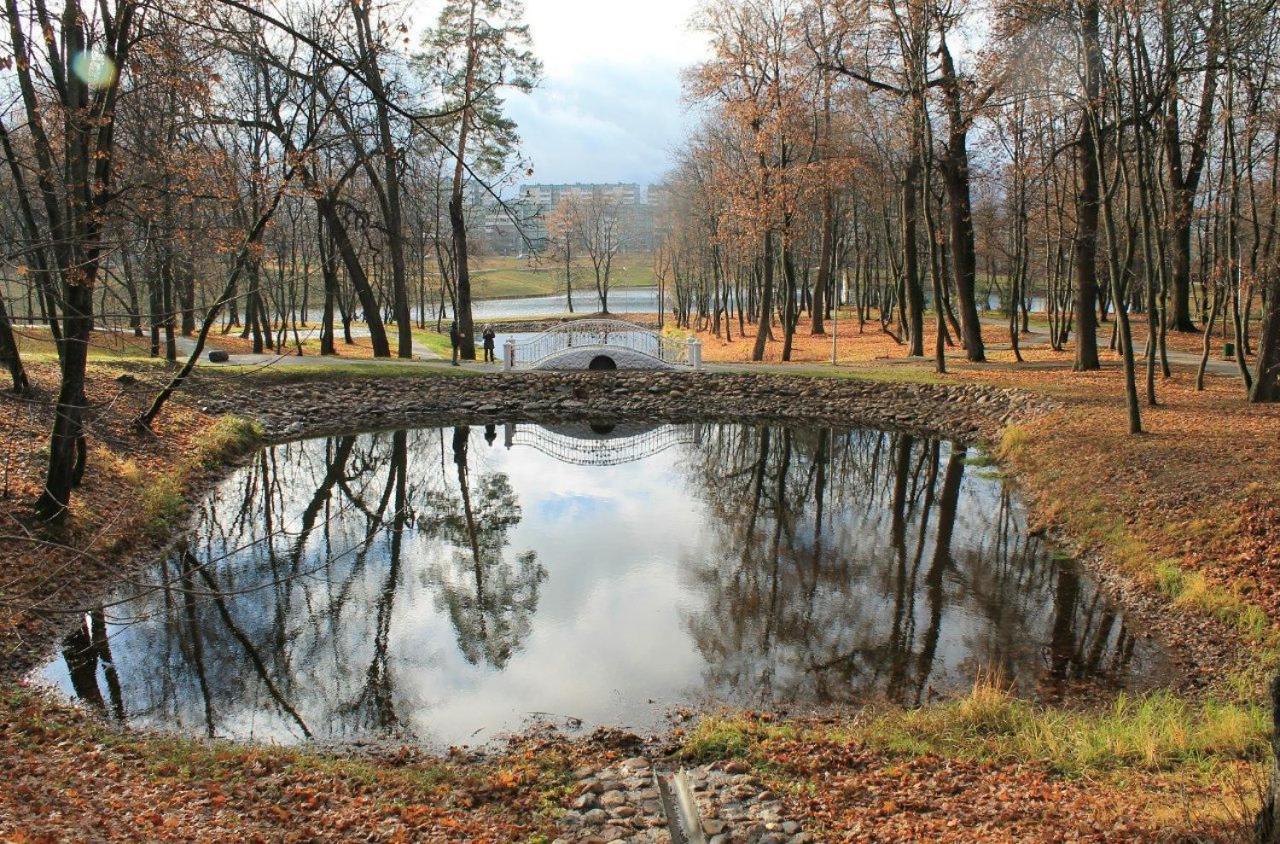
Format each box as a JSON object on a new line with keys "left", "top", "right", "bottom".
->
{"left": 471, "top": 286, "right": 659, "bottom": 319}
{"left": 41, "top": 422, "right": 1168, "bottom": 748}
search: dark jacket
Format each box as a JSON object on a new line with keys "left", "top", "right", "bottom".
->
{"left": 449, "top": 324, "right": 460, "bottom": 347}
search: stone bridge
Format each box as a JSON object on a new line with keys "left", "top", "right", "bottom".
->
{"left": 502, "top": 319, "right": 702, "bottom": 371}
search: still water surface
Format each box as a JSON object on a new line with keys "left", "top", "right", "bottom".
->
{"left": 42, "top": 422, "right": 1166, "bottom": 746}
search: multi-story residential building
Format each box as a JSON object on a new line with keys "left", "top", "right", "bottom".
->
{"left": 515, "top": 183, "right": 655, "bottom": 254}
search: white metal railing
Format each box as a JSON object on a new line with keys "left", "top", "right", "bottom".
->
{"left": 503, "top": 319, "right": 694, "bottom": 368}
{"left": 503, "top": 423, "right": 703, "bottom": 466}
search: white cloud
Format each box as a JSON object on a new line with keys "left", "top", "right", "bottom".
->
{"left": 409, "top": 0, "right": 710, "bottom": 185}
{"left": 522, "top": 0, "right": 709, "bottom": 75}
{"left": 513, "top": 0, "right": 710, "bottom": 184}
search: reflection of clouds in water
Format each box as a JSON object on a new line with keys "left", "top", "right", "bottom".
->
{"left": 42, "top": 424, "right": 1168, "bottom": 747}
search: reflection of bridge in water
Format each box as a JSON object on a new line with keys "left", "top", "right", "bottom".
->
{"left": 501, "top": 422, "right": 704, "bottom": 467}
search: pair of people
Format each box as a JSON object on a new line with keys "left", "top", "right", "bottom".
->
{"left": 448, "top": 322, "right": 498, "bottom": 365}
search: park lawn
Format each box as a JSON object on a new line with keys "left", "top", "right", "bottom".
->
{"left": 13, "top": 325, "right": 158, "bottom": 363}
{"left": 469, "top": 253, "right": 656, "bottom": 299}
{"left": 412, "top": 327, "right": 453, "bottom": 357}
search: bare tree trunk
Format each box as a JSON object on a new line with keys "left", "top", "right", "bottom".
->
{"left": 0, "top": 295, "right": 29, "bottom": 393}
{"left": 752, "top": 231, "right": 775, "bottom": 361}
{"left": 901, "top": 157, "right": 926, "bottom": 356}
{"left": 1254, "top": 278, "right": 1280, "bottom": 400}
{"left": 1073, "top": 0, "right": 1104, "bottom": 371}
{"left": 812, "top": 191, "right": 832, "bottom": 335}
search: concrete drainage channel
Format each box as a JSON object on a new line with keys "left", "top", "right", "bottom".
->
{"left": 655, "top": 769, "right": 706, "bottom": 844}
{"left": 556, "top": 756, "right": 812, "bottom": 843}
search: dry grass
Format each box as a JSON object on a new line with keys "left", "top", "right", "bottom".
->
{"left": 678, "top": 677, "right": 1266, "bottom": 841}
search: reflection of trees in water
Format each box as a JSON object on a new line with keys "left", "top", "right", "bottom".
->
{"left": 419, "top": 426, "right": 546, "bottom": 668}
{"left": 55, "top": 422, "right": 1157, "bottom": 743}
{"left": 682, "top": 426, "right": 1150, "bottom": 707}
{"left": 61, "top": 609, "right": 125, "bottom": 722}
{"left": 59, "top": 427, "right": 539, "bottom": 741}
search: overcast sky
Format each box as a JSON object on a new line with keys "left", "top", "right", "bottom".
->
{"left": 501, "top": 1, "right": 710, "bottom": 188}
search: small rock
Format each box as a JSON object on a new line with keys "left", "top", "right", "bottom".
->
{"left": 582, "top": 809, "right": 609, "bottom": 825}
{"left": 599, "top": 790, "right": 628, "bottom": 808}
{"left": 702, "top": 819, "right": 728, "bottom": 836}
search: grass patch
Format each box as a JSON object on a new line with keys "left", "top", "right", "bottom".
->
{"left": 861, "top": 680, "right": 1267, "bottom": 776}
{"left": 679, "top": 716, "right": 798, "bottom": 764}
{"left": 125, "top": 416, "right": 262, "bottom": 531}
{"left": 996, "top": 423, "right": 1031, "bottom": 459}
{"left": 469, "top": 254, "right": 655, "bottom": 299}
{"left": 141, "top": 475, "right": 185, "bottom": 531}
{"left": 679, "top": 681, "right": 1269, "bottom": 780}
{"left": 15, "top": 328, "right": 163, "bottom": 363}
{"left": 412, "top": 329, "right": 453, "bottom": 357}
{"left": 198, "top": 360, "right": 477, "bottom": 385}
{"left": 197, "top": 416, "right": 263, "bottom": 466}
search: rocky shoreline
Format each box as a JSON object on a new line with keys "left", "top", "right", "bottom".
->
{"left": 199, "top": 370, "right": 1055, "bottom": 445}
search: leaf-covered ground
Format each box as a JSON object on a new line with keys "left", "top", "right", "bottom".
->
{"left": 1, "top": 325, "right": 1277, "bottom": 840}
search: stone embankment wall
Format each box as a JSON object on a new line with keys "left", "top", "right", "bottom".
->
{"left": 201, "top": 371, "right": 1055, "bottom": 445}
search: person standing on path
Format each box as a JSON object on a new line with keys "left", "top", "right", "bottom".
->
{"left": 449, "top": 321, "right": 461, "bottom": 366}
{"left": 482, "top": 325, "right": 496, "bottom": 363}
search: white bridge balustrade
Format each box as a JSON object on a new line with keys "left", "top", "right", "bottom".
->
{"left": 502, "top": 422, "right": 704, "bottom": 466}
{"left": 502, "top": 320, "right": 702, "bottom": 372}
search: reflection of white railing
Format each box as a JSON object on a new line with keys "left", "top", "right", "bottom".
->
{"left": 504, "top": 423, "right": 703, "bottom": 466}
{"left": 504, "top": 320, "right": 693, "bottom": 368}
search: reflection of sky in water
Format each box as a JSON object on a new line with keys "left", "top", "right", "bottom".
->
{"left": 40, "top": 424, "right": 1169, "bottom": 748}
